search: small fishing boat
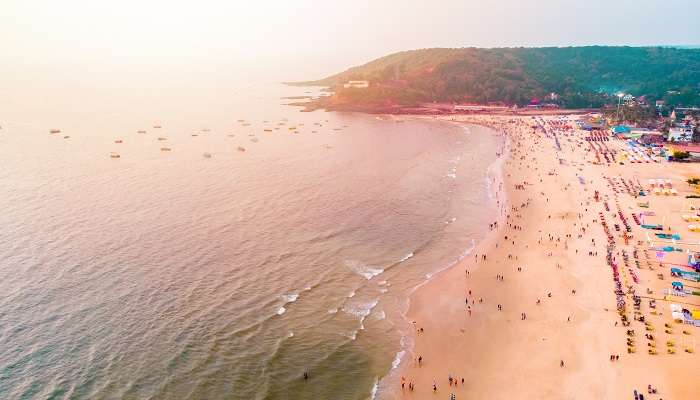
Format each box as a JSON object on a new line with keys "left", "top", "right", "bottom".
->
{"left": 203, "top": 152, "right": 212, "bottom": 158}
{"left": 114, "top": 139, "right": 123, "bottom": 143}
{"left": 250, "top": 138, "right": 259, "bottom": 143}
{"left": 160, "top": 147, "right": 172, "bottom": 152}
{"left": 191, "top": 134, "right": 199, "bottom": 137}
{"left": 63, "top": 136, "right": 70, "bottom": 139}
{"left": 110, "top": 152, "right": 120, "bottom": 158}
{"left": 237, "top": 146, "right": 246, "bottom": 152}
{"left": 264, "top": 129, "right": 273, "bottom": 132}
{"left": 153, "top": 125, "right": 162, "bottom": 129}
{"left": 201, "top": 128, "right": 211, "bottom": 132}
{"left": 49, "top": 129, "right": 61, "bottom": 134}
{"left": 137, "top": 130, "right": 147, "bottom": 134}
{"left": 157, "top": 137, "right": 167, "bottom": 141}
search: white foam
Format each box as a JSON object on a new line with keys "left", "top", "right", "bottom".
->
{"left": 398, "top": 252, "right": 414, "bottom": 262}
{"left": 348, "top": 291, "right": 356, "bottom": 298}
{"left": 343, "top": 299, "right": 379, "bottom": 330}
{"left": 277, "top": 307, "right": 286, "bottom": 315}
{"left": 287, "top": 331, "right": 294, "bottom": 338}
{"left": 369, "top": 377, "right": 379, "bottom": 400}
{"left": 345, "top": 259, "right": 384, "bottom": 280}
{"left": 379, "top": 288, "right": 388, "bottom": 294}
{"left": 328, "top": 308, "right": 338, "bottom": 314}
{"left": 447, "top": 173, "right": 457, "bottom": 179}
{"left": 391, "top": 350, "right": 405, "bottom": 369}
{"left": 280, "top": 293, "right": 299, "bottom": 303}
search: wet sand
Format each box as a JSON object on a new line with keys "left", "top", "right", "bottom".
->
{"left": 387, "top": 115, "right": 699, "bottom": 399}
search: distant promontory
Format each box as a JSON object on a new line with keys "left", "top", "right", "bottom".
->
{"left": 290, "top": 47, "right": 700, "bottom": 113}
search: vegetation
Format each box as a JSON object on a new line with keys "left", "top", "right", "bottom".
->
{"left": 299, "top": 47, "right": 700, "bottom": 110}
{"left": 602, "top": 103, "right": 658, "bottom": 127}
{"left": 673, "top": 151, "right": 691, "bottom": 160}
{"left": 687, "top": 178, "right": 700, "bottom": 185}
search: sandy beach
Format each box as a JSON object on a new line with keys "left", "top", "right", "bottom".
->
{"left": 387, "top": 115, "right": 699, "bottom": 399}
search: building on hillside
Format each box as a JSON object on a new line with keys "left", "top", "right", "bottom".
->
{"left": 343, "top": 80, "right": 370, "bottom": 89}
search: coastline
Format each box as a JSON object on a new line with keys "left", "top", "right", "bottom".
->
{"left": 375, "top": 118, "right": 509, "bottom": 399}
{"left": 381, "top": 114, "right": 698, "bottom": 399}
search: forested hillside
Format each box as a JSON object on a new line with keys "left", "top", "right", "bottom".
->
{"left": 297, "top": 47, "right": 700, "bottom": 109}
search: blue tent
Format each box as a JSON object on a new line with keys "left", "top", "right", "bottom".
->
{"left": 611, "top": 125, "right": 631, "bottom": 134}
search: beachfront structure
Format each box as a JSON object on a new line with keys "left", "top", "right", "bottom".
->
{"left": 671, "top": 304, "right": 700, "bottom": 327}
{"left": 668, "top": 126, "right": 694, "bottom": 142}
{"left": 343, "top": 80, "right": 370, "bottom": 89}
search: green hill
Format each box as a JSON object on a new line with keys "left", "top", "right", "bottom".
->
{"left": 297, "top": 47, "right": 700, "bottom": 110}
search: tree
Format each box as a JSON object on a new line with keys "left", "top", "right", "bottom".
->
{"left": 673, "top": 151, "right": 691, "bottom": 160}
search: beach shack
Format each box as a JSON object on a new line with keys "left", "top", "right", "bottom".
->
{"left": 671, "top": 267, "right": 700, "bottom": 282}
{"left": 671, "top": 304, "right": 700, "bottom": 326}
{"left": 668, "top": 126, "right": 694, "bottom": 142}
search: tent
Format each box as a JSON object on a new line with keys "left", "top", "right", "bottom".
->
{"left": 692, "top": 310, "right": 700, "bottom": 321}
{"left": 611, "top": 125, "right": 631, "bottom": 134}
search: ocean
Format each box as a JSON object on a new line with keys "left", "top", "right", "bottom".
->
{"left": 0, "top": 79, "right": 501, "bottom": 399}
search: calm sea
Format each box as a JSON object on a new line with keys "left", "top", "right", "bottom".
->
{"left": 0, "top": 79, "right": 500, "bottom": 399}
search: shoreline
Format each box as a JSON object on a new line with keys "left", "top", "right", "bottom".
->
{"left": 375, "top": 118, "right": 509, "bottom": 399}
{"left": 381, "top": 114, "right": 698, "bottom": 399}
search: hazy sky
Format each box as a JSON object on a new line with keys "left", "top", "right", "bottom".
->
{"left": 3, "top": 0, "right": 700, "bottom": 81}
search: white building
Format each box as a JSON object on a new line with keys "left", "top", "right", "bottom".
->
{"left": 668, "top": 126, "right": 694, "bottom": 142}
{"left": 343, "top": 80, "right": 370, "bottom": 89}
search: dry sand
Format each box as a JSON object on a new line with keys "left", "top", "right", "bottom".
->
{"left": 385, "top": 115, "right": 699, "bottom": 399}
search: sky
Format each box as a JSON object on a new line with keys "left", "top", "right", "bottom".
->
{"left": 2, "top": 0, "right": 700, "bottom": 81}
